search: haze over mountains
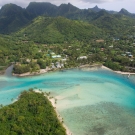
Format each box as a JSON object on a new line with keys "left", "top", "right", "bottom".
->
{"left": 0, "top": 2, "right": 135, "bottom": 34}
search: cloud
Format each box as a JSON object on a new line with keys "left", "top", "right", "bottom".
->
{"left": 81, "top": 0, "right": 109, "bottom": 4}
{"left": 80, "top": 0, "right": 122, "bottom": 4}
{"left": 0, "top": 0, "right": 131, "bottom": 13}
{"left": 0, "top": 0, "right": 69, "bottom": 8}
{"left": 0, "top": 0, "right": 123, "bottom": 8}
{"left": 0, "top": 0, "right": 26, "bottom": 7}
{"left": 0, "top": 0, "right": 134, "bottom": 14}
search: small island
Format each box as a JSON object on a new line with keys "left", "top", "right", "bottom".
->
{"left": 0, "top": 89, "right": 66, "bottom": 135}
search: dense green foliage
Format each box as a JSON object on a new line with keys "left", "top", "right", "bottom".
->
{"left": 0, "top": 35, "right": 15, "bottom": 66}
{"left": 0, "top": 4, "right": 34, "bottom": 34}
{"left": 13, "top": 65, "right": 31, "bottom": 74}
{"left": 16, "top": 16, "right": 103, "bottom": 44}
{"left": 104, "top": 61, "right": 121, "bottom": 71}
{"left": 92, "top": 13, "right": 135, "bottom": 36}
{"left": 0, "top": 90, "right": 66, "bottom": 135}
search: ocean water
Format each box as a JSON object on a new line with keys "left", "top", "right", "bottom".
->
{"left": 0, "top": 68, "right": 135, "bottom": 135}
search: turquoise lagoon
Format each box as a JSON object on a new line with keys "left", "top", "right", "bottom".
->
{"left": 0, "top": 67, "right": 135, "bottom": 135}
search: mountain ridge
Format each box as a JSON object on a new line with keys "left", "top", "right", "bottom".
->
{"left": 0, "top": 2, "right": 135, "bottom": 34}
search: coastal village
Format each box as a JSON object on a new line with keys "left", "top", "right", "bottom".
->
{"left": 9, "top": 34, "right": 135, "bottom": 76}
{"left": 1, "top": 32, "right": 135, "bottom": 76}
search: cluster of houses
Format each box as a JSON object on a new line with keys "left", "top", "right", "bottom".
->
{"left": 126, "top": 52, "right": 133, "bottom": 58}
{"left": 50, "top": 52, "right": 67, "bottom": 69}
{"left": 51, "top": 62, "right": 64, "bottom": 69}
{"left": 122, "top": 52, "right": 133, "bottom": 58}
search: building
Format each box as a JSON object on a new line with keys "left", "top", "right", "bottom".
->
{"left": 126, "top": 52, "right": 131, "bottom": 55}
{"left": 128, "top": 54, "right": 133, "bottom": 58}
{"left": 52, "top": 55, "right": 61, "bottom": 58}
{"left": 78, "top": 56, "right": 87, "bottom": 60}
{"left": 61, "top": 59, "right": 67, "bottom": 62}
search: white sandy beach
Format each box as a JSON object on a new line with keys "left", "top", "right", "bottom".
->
{"left": 114, "top": 71, "right": 135, "bottom": 75}
{"left": 102, "top": 65, "right": 135, "bottom": 75}
{"left": 11, "top": 64, "right": 135, "bottom": 78}
{"left": 34, "top": 90, "right": 72, "bottom": 135}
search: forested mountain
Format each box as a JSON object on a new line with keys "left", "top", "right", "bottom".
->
{"left": 91, "top": 13, "right": 135, "bottom": 36}
{"left": 89, "top": 5, "right": 118, "bottom": 14}
{"left": 0, "top": 4, "right": 34, "bottom": 33}
{"left": 119, "top": 8, "right": 135, "bottom": 18}
{"left": 26, "top": 2, "right": 57, "bottom": 17}
{"left": 16, "top": 16, "right": 103, "bottom": 44}
{"left": 0, "top": 2, "right": 135, "bottom": 34}
{"left": 90, "top": 5, "right": 102, "bottom": 12}
{"left": 56, "top": 3, "right": 79, "bottom": 16}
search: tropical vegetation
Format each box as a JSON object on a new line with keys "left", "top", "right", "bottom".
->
{"left": 0, "top": 90, "right": 66, "bottom": 135}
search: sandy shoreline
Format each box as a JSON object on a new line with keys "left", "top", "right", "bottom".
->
{"left": 102, "top": 65, "right": 135, "bottom": 75}
{"left": 78, "top": 64, "right": 135, "bottom": 75}
{"left": 6, "top": 64, "right": 135, "bottom": 77}
{"left": 34, "top": 90, "right": 72, "bottom": 135}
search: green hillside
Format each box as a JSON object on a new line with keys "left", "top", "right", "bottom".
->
{"left": 0, "top": 4, "right": 34, "bottom": 34}
{"left": 0, "top": 35, "right": 15, "bottom": 66}
{"left": 26, "top": 2, "right": 57, "bottom": 17}
{"left": 91, "top": 14, "right": 135, "bottom": 36}
{"left": 16, "top": 16, "right": 103, "bottom": 44}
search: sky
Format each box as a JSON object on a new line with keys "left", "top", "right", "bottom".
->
{"left": 0, "top": 0, "right": 135, "bottom": 13}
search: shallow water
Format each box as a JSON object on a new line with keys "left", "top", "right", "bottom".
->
{"left": 0, "top": 68, "right": 135, "bottom": 135}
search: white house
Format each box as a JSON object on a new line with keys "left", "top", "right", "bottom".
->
{"left": 52, "top": 55, "right": 61, "bottom": 58}
{"left": 78, "top": 56, "right": 87, "bottom": 60}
